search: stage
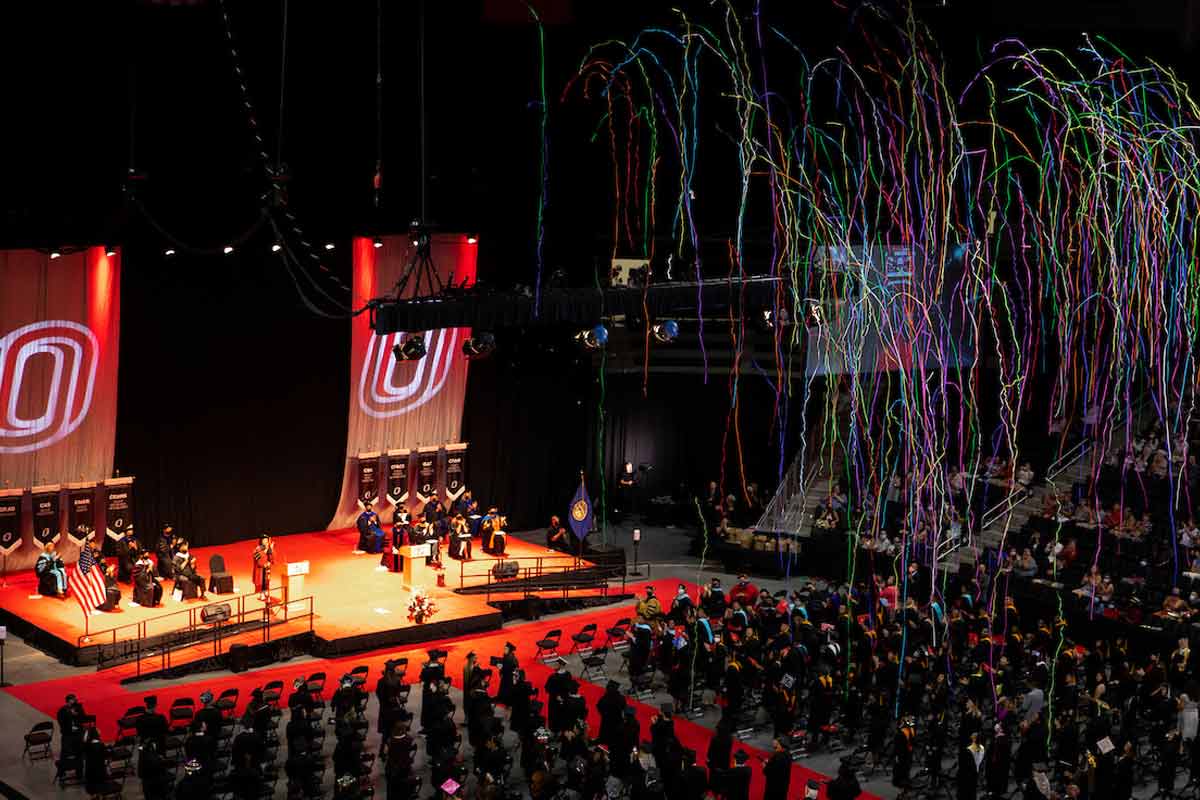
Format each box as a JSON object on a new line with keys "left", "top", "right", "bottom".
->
{"left": 0, "top": 528, "right": 601, "bottom": 680}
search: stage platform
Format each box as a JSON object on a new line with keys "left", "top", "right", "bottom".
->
{"left": 0, "top": 528, "right": 603, "bottom": 681}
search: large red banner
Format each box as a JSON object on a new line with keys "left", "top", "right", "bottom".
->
{"left": 328, "top": 234, "right": 477, "bottom": 528}
{"left": 0, "top": 247, "right": 121, "bottom": 568}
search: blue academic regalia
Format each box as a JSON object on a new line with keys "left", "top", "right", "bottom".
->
{"left": 36, "top": 551, "right": 67, "bottom": 594}
{"left": 356, "top": 510, "right": 384, "bottom": 554}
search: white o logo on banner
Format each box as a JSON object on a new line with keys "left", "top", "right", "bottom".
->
{"left": 357, "top": 328, "right": 460, "bottom": 419}
{"left": 0, "top": 320, "right": 99, "bottom": 454}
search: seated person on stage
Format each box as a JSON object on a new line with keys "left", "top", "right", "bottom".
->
{"left": 175, "top": 554, "right": 207, "bottom": 600}
{"left": 133, "top": 552, "right": 164, "bottom": 607}
{"left": 36, "top": 541, "right": 68, "bottom": 598}
{"left": 483, "top": 515, "right": 508, "bottom": 556}
{"left": 421, "top": 498, "right": 447, "bottom": 525}
{"left": 448, "top": 513, "right": 472, "bottom": 560}
{"left": 116, "top": 532, "right": 139, "bottom": 583}
{"left": 452, "top": 489, "right": 474, "bottom": 518}
{"left": 172, "top": 540, "right": 192, "bottom": 575}
{"left": 156, "top": 525, "right": 178, "bottom": 579}
{"left": 99, "top": 561, "right": 122, "bottom": 611}
{"left": 546, "top": 516, "right": 569, "bottom": 553}
{"left": 392, "top": 506, "right": 411, "bottom": 547}
{"left": 356, "top": 501, "right": 385, "bottom": 554}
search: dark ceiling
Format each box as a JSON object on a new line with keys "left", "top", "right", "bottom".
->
{"left": 0, "top": 0, "right": 1195, "bottom": 293}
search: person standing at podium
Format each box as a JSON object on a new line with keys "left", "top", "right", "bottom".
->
{"left": 252, "top": 535, "right": 274, "bottom": 601}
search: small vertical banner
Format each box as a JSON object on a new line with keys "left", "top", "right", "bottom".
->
{"left": 66, "top": 482, "right": 97, "bottom": 545}
{"left": 415, "top": 447, "right": 439, "bottom": 506}
{"left": 385, "top": 448, "right": 411, "bottom": 508}
{"left": 31, "top": 485, "right": 61, "bottom": 547}
{"left": 0, "top": 489, "right": 22, "bottom": 556}
{"left": 443, "top": 442, "right": 468, "bottom": 503}
{"left": 104, "top": 476, "right": 134, "bottom": 541}
{"left": 357, "top": 452, "right": 380, "bottom": 509}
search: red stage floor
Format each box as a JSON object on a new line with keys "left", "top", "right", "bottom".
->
{"left": 0, "top": 528, "right": 589, "bottom": 660}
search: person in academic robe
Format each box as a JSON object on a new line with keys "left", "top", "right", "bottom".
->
{"left": 449, "top": 514, "right": 472, "bottom": 560}
{"left": 36, "top": 541, "right": 68, "bottom": 597}
{"left": 392, "top": 505, "right": 411, "bottom": 546}
{"left": 486, "top": 515, "right": 508, "bottom": 555}
{"left": 98, "top": 561, "right": 122, "bottom": 611}
{"left": 763, "top": 738, "right": 793, "bottom": 800}
{"left": 893, "top": 716, "right": 916, "bottom": 789}
{"left": 497, "top": 642, "right": 519, "bottom": 704}
{"left": 175, "top": 554, "right": 207, "bottom": 600}
{"left": 252, "top": 536, "right": 273, "bottom": 599}
{"left": 413, "top": 522, "right": 440, "bottom": 567}
{"left": 959, "top": 733, "right": 985, "bottom": 800}
{"left": 117, "top": 534, "right": 139, "bottom": 583}
{"left": 986, "top": 723, "right": 1012, "bottom": 797}
{"left": 547, "top": 516, "right": 569, "bottom": 553}
{"left": 452, "top": 489, "right": 474, "bottom": 517}
{"left": 133, "top": 552, "right": 164, "bottom": 607}
{"left": 356, "top": 501, "right": 385, "bottom": 554}
{"left": 156, "top": 525, "right": 177, "bottom": 579}
{"left": 724, "top": 750, "right": 753, "bottom": 800}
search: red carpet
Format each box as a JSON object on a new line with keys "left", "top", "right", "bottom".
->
{"left": 4, "top": 577, "right": 872, "bottom": 799}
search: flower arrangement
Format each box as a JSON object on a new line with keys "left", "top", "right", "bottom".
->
{"left": 408, "top": 588, "right": 438, "bottom": 624}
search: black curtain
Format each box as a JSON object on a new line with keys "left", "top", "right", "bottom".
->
{"left": 113, "top": 244, "right": 350, "bottom": 549}
{"left": 461, "top": 338, "right": 592, "bottom": 531}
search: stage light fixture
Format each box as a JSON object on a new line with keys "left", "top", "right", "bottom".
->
{"left": 373, "top": 237, "right": 384, "bottom": 249}
{"left": 49, "top": 250, "right": 61, "bottom": 260}
{"left": 467, "top": 235, "right": 478, "bottom": 244}
{"left": 105, "top": 245, "right": 117, "bottom": 257}
{"left": 392, "top": 334, "right": 427, "bottom": 361}
{"left": 651, "top": 319, "right": 680, "bottom": 343}
{"left": 575, "top": 324, "right": 609, "bottom": 350}
{"left": 223, "top": 245, "right": 234, "bottom": 255}
{"left": 164, "top": 248, "right": 176, "bottom": 257}
{"left": 462, "top": 332, "right": 496, "bottom": 360}
{"left": 324, "top": 242, "right": 335, "bottom": 251}
{"left": 271, "top": 242, "right": 282, "bottom": 253}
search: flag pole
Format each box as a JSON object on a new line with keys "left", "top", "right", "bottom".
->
{"left": 576, "top": 470, "right": 585, "bottom": 567}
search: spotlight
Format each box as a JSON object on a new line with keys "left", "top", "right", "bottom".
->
{"left": 392, "top": 334, "right": 427, "bottom": 361}
{"left": 651, "top": 319, "right": 680, "bottom": 343}
{"left": 324, "top": 242, "right": 335, "bottom": 251}
{"left": 105, "top": 245, "right": 117, "bottom": 257}
{"left": 271, "top": 242, "right": 282, "bottom": 253}
{"left": 462, "top": 332, "right": 496, "bottom": 360}
{"left": 575, "top": 324, "right": 609, "bottom": 350}
{"left": 467, "top": 235, "right": 478, "bottom": 245}
{"left": 49, "top": 250, "right": 61, "bottom": 260}
{"left": 223, "top": 245, "right": 234, "bottom": 255}
{"left": 373, "top": 237, "right": 384, "bottom": 249}
{"left": 164, "top": 248, "right": 176, "bottom": 257}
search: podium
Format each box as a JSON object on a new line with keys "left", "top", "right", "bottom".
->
{"left": 397, "top": 543, "right": 435, "bottom": 590}
{"left": 284, "top": 561, "right": 309, "bottom": 614}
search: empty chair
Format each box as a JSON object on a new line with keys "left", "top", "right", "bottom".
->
{"left": 115, "top": 713, "right": 142, "bottom": 742}
{"left": 168, "top": 698, "right": 195, "bottom": 733}
{"left": 23, "top": 720, "right": 53, "bottom": 761}
{"left": 208, "top": 554, "right": 235, "bottom": 594}
{"left": 534, "top": 629, "right": 562, "bottom": 662}
{"left": 581, "top": 646, "right": 609, "bottom": 681}
{"left": 213, "top": 687, "right": 239, "bottom": 719}
{"left": 306, "top": 671, "right": 326, "bottom": 700}
{"left": 570, "top": 623, "right": 598, "bottom": 655}
{"left": 262, "top": 680, "right": 284, "bottom": 708}
{"left": 604, "top": 617, "right": 632, "bottom": 650}
{"left": 349, "top": 665, "right": 369, "bottom": 688}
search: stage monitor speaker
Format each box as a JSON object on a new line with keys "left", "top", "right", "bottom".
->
{"left": 228, "top": 643, "right": 249, "bottom": 673}
{"left": 492, "top": 560, "right": 519, "bottom": 580}
{"left": 201, "top": 603, "right": 232, "bottom": 624}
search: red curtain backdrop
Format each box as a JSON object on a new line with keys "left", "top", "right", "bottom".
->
{"left": 328, "top": 234, "right": 477, "bottom": 528}
{"left": 0, "top": 247, "right": 121, "bottom": 569}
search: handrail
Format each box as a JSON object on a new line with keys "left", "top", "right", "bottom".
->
{"left": 134, "top": 593, "right": 315, "bottom": 678}
{"left": 456, "top": 553, "right": 596, "bottom": 589}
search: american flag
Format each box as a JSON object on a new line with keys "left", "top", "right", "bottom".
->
{"left": 70, "top": 545, "right": 108, "bottom": 615}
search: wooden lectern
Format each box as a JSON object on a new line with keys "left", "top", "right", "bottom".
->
{"left": 284, "top": 561, "right": 310, "bottom": 614}
{"left": 397, "top": 543, "right": 434, "bottom": 590}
